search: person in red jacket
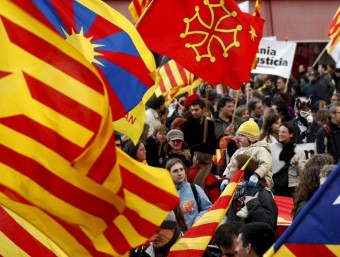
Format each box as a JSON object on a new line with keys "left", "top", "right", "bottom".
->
{"left": 187, "top": 143, "right": 221, "bottom": 203}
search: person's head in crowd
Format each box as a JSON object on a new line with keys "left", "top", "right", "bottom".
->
{"left": 315, "top": 109, "right": 329, "bottom": 125}
{"left": 308, "top": 70, "right": 319, "bottom": 82}
{"left": 272, "top": 98, "right": 292, "bottom": 122}
{"left": 167, "top": 129, "right": 185, "bottom": 151}
{"left": 264, "top": 76, "right": 277, "bottom": 90}
{"left": 166, "top": 158, "right": 187, "bottom": 185}
{"left": 331, "top": 93, "right": 340, "bottom": 105}
{"left": 259, "top": 113, "right": 281, "bottom": 142}
{"left": 320, "top": 164, "right": 336, "bottom": 185}
{"left": 248, "top": 98, "right": 263, "bottom": 118}
{"left": 153, "top": 125, "right": 168, "bottom": 144}
{"left": 226, "top": 154, "right": 258, "bottom": 181}
{"left": 171, "top": 117, "right": 187, "bottom": 130}
{"left": 149, "top": 211, "right": 181, "bottom": 250}
{"left": 307, "top": 66, "right": 314, "bottom": 74}
{"left": 217, "top": 96, "right": 236, "bottom": 118}
{"left": 122, "top": 140, "right": 146, "bottom": 162}
{"left": 298, "top": 64, "right": 306, "bottom": 73}
{"left": 114, "top": 132, "right": 122, "bottom": 149}
{"left": 236, "top": 222, "right": 276, "bottom": 257}
{"left": 276, "top": 77, "right": 287, "bottom": 92}
{"left": 328, "top": 103, "right": 340, "bottom": 125}
{"left": 147, "top": 94, "right": 165, "bottom": 112}
{"left": 300, "top": 75, "right": 309, "bottom": 85}
{"left": 278, "top": 122, "right": 296, "bottom": 144}
{"left": 318, "top": 64, "right": 327, "bottom": 74}
{"left": 236, "top": 104, "right": 250, "bottom": 123}
{"left": 159, "top": 106, "right": 168, "bottom": 124}
{"left": 176, "top": 93, "right": 188, "bottom": 107}
{"left": 303, "top": 153, "right": 334, "bottom": 172}
{"left": 214, "top": 221, "right": 244, "bottom": 257}
{"left": 189, "top": 98, "right": 206, "bottom": 120}
{"left": 237, "top": 118, "right": 260, "bottom": 147}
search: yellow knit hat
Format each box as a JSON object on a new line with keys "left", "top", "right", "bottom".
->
{"left": 238, "top": 118, "right": 260, "bottom": 143}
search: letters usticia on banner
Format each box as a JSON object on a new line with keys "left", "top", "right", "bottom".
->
{"left": 252, "top": 40, "right": 297, "bottom": 79}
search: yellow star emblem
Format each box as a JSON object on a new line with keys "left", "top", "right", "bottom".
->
{"left": 249, "top": 25, "right": 257, "bottom": 41}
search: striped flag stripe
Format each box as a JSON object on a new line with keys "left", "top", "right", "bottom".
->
{"left": 24, "top": 73, "right": 102, "bottom": 133}
{"left": 0, "top": 115, "right": 83, "bottom": 161}
{"left": 169, "top": 60, "right": 190, "bottom": 85}
{"left": 2, "top": 16, "right": 104, "bottom": 95}
{"left": 0, "top": 207, "right": 58, "bottom": 257}
{"left": 284, "top": 243, "right": 339, "bottom": 257}
{"left": 0, "top": 145, "right": 119, "bottom": 223}
{"left": 253, "top": 0, "right": 261, "bottom": 17}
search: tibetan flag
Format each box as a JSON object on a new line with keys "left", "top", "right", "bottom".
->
{"left": 264, "top": 163, "right": 340, "bottom": 257}
{"left": 137, "top": 0, "right": 264, "bottom": 89}
{"left": 326, "top": 7, "right": 340, "bottom": 68}
{"left": 168, "top": 158, "right": 251, "bottom": 257}
{"left": 129, "top": 0, "right": 151, "bottom": 24}
{"left": 0, "top": 1, "right": 179, "bottom": 256}
{"left": 155, "top": 59, "right": 195, "bottom": 97}
{"left": 12, "top": 0, "right": 156, "bottom": 121}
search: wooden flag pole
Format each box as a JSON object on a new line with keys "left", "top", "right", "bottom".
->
{"left": 312, "top": 44, "right": 328, "bottom": 68}
{"left": 231, "top": 90, "right": 239, "bottom": 125}
{"left": 203, "top": 86, "right": 209, "bottom": 143}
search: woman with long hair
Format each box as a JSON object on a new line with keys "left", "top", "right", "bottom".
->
{"left": 187, "top": 143, "right": 220, "bottom": 203}
{"left": 122, "top": 139, "right": 147, "bottom": 164}
{"left": 271, "top": 122, "right": 306, "bottom": 196}
{"left": 259, "top": 113, "right": 281, "bottom": 143}
{"left": 145, "top": 125, "right": 168, "bottom": 167}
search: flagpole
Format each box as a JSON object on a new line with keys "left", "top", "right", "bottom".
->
{"left": 231, "top": 89, "right": 239, "bottom": 125}
{"left": 312, "top": 44, "right": 328, "bottom": 68}
{"left": 203, "top": 86, "right": 209, "bottom": 143}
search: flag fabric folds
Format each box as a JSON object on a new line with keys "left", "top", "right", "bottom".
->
{"left": 137, "top": 0, "right": 264, "bottom": 89}
{"left": 168, "top": 159, "right": 251, "bottom": 257}
{"left": 264, "top": 163, "right": 340, "bottom": 257}
{"left": 327, "top": 7, "right": 340, "bottom": 68}
{"left": 0, "top": 1, "right": 179, "bottom": 256}
{"left": 129, "top": 0, "right": 151, "bottom": 24}
{"left": 155, "top": 59, "right": 195, "bottom": 97}
{"left": 12, "top": 0, "right": 156, "bottom": 121}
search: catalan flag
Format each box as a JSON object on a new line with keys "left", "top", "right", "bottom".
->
{"left": 13, "top": 0, "right": 156, "bottom": 121}
{"left": 168, "top": 159, "right": 251, "bottom": 257}
{"left": 155, "top": 59, "right": 195, "bottom": 97}
{"left": 129, "top": 0, "right": 151, "bottom": 24}
{"left": 264, "top": 163, "right": 340, "bottom": 257}
{"left": 326, "top": 7, "right": 340, "bottom": 67}
{"left": 137, "top": 0, "right": 264, "bottom": 89}
{"left": 0, "top": 1, "right": 179, "bottom": 256}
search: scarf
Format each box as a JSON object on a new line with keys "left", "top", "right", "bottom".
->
{"left": 279, "top": 142, "right": 296, "bottom": 163}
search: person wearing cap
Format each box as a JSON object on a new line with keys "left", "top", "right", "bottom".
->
{"left": 131, "top": 211, "right": 183, "bottom": 257}
{"left": 164, "top": 129, "right": 191, "bottom": 168}
{"left": 187, "top": 143, "right": 221, "bottom": 203}
{"left": 223, "top": 118, "right": 273, "bottom": 218}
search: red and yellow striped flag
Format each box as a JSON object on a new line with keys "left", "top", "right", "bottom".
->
{"left": 129, "top": 0, "right": 151, "bottom": 24}
{"left": 155, "top": 59, "right": 195, "bottom": 98}
{"left": 168, "top": 159, "right": 251, "bottom": 257}
{"left": 326, "top": 7, "right": 340, "bottom": 66}
{"left": 253, "top": 0, "right": 261, "bottom": 17}
{"left": 0, "top": 1, "right": 179, "bottom": 256}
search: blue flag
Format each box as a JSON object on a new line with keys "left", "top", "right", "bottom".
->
{"left": 265, "top": 164, "right": 340, "bottom": 256}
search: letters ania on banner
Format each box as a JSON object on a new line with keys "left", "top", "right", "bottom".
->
{"left": 252, "top": 40, "right": 297, "bottom": 79}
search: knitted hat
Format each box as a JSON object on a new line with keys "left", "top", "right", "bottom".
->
{"left": 237, "top": 118, "right": 259, "bottom": 143}
{"left": 160, "top": 211, "right": 177, "bottom": 229}
{"left": 167, "top": 129, "right": 184, "bottom": 142}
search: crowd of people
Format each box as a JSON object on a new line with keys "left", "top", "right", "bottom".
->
{"left": 122, "top": 63, "right": 340, "bottom": 257}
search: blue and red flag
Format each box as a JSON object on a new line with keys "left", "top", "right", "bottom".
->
{"left": 265, "top": 164, "right": 340, "bottom": 257}
{"left": 12, "top": 0, "right": 155, "bottom": 120}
